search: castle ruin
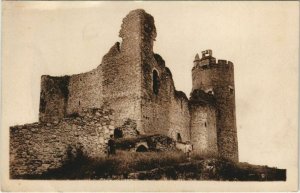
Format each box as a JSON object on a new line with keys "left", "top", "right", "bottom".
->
{"left": 10, "top": 9, "right": 238, "bottom": 177}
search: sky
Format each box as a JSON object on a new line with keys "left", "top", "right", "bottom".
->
{"left": 2, "top": 1, "right": 298, "bottom": 171}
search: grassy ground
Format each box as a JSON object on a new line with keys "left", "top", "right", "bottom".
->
{"left": 18, "top": 150, "right": 286, "bottom": 180}
{"left": 22, "top": 150, "right": 188, "bottom": 179}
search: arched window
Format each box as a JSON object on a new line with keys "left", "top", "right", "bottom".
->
{"left": 152, "top": 70, "right": 160, "bottom": 95}
{"left": 136, "top": 145, "right": 148, "bottom": 152}
{"left": 206, "top": 88, "right": 214, "bottom": 95}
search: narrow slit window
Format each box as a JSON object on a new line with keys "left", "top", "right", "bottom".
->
{"left": 153, "top": 70, "right": 160, "bottom": 95}
{"left": 177, "top": 133, "right": 182, "bottom": 142}
{"left": 229, "top": 85, "right": 234, "bottom": 94}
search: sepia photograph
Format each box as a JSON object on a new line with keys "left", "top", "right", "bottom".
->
{"left": 1, "top": 1, "right": 298, "bottom": 192}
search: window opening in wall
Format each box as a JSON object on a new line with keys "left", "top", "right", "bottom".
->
{"left": 205, "top": 122, "right": 207, "bottom": 127}
{"left": 153, "top": 70, "right": 160, "bottom": 95}
{"left": 40, "top": 98, "right": 46, "bottom": 113}
{"left": 114, "top": 128, "right": 123, "bottom": 139}
{"left": 206, "top": 88, "right": 214, "bottom": 95}
{"left": 181, "top": 100, "right": 183, "bottom": 109}
{"left": 177, "top": 133, "right": 182, "bottom": 142}
{"left": 229, "top": 88, "right": 234, "bottom": 94}
{"left": 79, "top": 101, "right": 80, "bottom": 105}
{"left": 136, "top": 145, "right": 148, "bottom": 152}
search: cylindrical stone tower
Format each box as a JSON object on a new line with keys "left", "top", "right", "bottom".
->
{"left": 191, "top": 49, "right": 239, "bottom": 162}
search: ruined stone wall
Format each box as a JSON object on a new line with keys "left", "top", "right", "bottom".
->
{"left": 101, "top": 43, "right": 142, "bottom": 132}
{"left": 10, "top": 107, "right": 114, "bottom": 178}
{"left": 39, "top": 75, "right": 70, "bottom": 122}
{"left": 39, "top": 66, "right": 103, "bottom": 122}
{"left": 120, "top": 119, "right": 139, "bottom": 138}
{"left": 67, "top": 67, "right": 103, "bottom": 114}
{"left": 168, "top": 91, "right": 190, "bottom": 142}
{"left": 141, "top": 57, "right": 191, "bottom": 142}
{"left": 190, "top": 102, "right": 218, "bottom": 155}
{"left": 137, "top": 9, "right": 191, "bottom": 140}
{"left": 101, "top": 10, "right": 146, "bottom": 132}
{"left": 138, "top": 10, "right": 172, "bottom": 136}
{"left": 192, "top": 58, "right": 238, "bottom": 161}
{"left": 141, "top": 57, "right": 174, "bottom": 136}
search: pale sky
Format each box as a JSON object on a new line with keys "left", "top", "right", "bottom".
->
{"left": 2, "top": 1, "right": 298, "bottom": 171}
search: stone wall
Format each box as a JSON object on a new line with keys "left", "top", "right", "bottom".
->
{"left": 168, "top": 91, "right": 190, "bottom": 142}
{"left": 138, "top": 12, "right": 191, "bottom": 143}
{"left": 190, "top": 101, "right": 218, "bottom": 156}
{"left": 141, "top": 57, "right": 174, "bottom": 136}
{"left": 10, "top": 107, "right": 114, "bottom": 178}
{"left": 39, "top": 75, "right": 70, "bottom": 122}
{"left": 67, "top": 67, "right": 103, "bottom": 115}
{"left": 118, "top": 119, "right": 139, "bottom": 138}
{"left": 134, "top": 10, "right": 176, "bottom": 138}
{"left": 39, "top": 66, "right": 103, "bottom": 122}
{"left": 101, "top": 10, "right": 146, "bottom": 132}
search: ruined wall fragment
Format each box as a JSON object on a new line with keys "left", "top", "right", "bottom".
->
{"left": 39, "top": 75, "right": 70, "bottom": 122}
{"left": 10, "top": 107, "right": 114, "bottom": 178}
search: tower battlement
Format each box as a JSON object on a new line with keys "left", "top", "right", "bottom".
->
{"left": 193, "top": 51, "right": 234, "bottom": 71}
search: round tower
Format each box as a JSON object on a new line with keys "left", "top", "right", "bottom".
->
{"left": 191, "top": 49, "right": 239, "bottom": 162}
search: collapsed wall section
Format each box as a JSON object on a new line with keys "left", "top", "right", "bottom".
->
{"left": 10, "top": 107, "right": 115, "bottom": 178}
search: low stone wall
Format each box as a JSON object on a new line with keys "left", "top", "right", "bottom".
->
{"left": 10, "top": 107, "right": 115, "bottom": 178}
{"left": 115, "top": 134, "right": 176, "bottom": 152}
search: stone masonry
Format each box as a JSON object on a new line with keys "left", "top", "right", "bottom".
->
{"left": 10, "top": 107, "right": 114, "bottom": 177}
{"left": 10, "top": 9, "right": 239, "bottom": 177}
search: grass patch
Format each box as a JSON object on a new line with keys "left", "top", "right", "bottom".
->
{"left": 16, "top": 150, "right": 285, "bottom": 181}
{"left": 23, "top": 150, "right": 187, "bottom": 179}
